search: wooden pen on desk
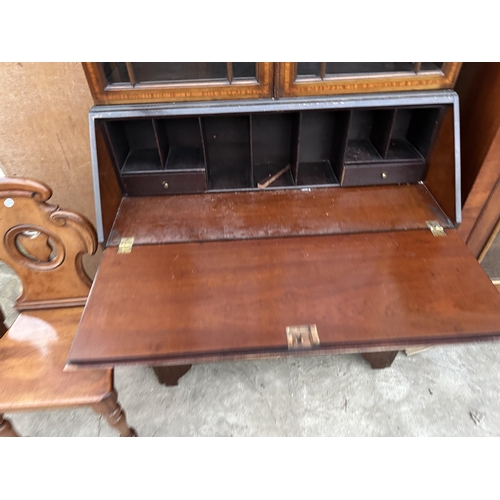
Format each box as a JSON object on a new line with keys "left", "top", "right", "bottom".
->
{"left": 257, "top": 165, "right": 290, "bottom": 189}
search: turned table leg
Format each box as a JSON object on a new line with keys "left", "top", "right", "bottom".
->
{"left": 0, "top": 413, "right": 19, "bottom": 437}
{"left": 92, "top": 390, "right": 137, "bottom": 437}
{"left": 362, "top": 351, "right": 399, "bottom": 369}
{"left": 153, "top": 365, "right": 192, "bottom": 386}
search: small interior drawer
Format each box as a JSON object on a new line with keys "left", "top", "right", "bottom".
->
{"left": 341, "top": 161, "right": 427, "bottom": 187}
{"left": 122, "top": 171, "right": 207, "bottom": 196}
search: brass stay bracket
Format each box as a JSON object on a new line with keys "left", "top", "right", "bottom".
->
{"left": 118, "top": 237, "right": 134, "bottom": 254}
{"left": 426, "top": 221, "right": 446, "bottom": 237}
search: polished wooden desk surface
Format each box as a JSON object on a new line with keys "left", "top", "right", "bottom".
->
{"left": 107, "top": 184, "right": 451, "bottom": 247}
{"left": 67, "top": 229, "right": 500, "bottom": 368}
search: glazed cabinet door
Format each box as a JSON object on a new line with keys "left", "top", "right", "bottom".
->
{"left": 83, "top": 62, "right": 274, "bottom": 105}
{"left": 278, "top": 62, "right": 462, "bottom": 97}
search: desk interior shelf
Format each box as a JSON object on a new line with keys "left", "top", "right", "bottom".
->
{"left": 99, "top": 101, "right": 446, "bottom": 197}
{"left": 91, "top": 91, "right": 460, "bottom": 246}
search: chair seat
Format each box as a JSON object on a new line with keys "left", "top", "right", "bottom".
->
{"left": 0, "top": 307, "right": 112, "bottom": 411}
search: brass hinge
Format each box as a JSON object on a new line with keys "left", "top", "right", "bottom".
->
{"left": 286, "top": 324, "right": 320, "bottom": 350}
{"left": 118, "top": 237, "right": 134, "bottom": 254}
{"left": 426, "top": 221, "right": 446, "bottom": 237}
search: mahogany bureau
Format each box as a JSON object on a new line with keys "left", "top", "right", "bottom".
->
{"left": 66, "top": 63, "right": 500, "bottom": 381}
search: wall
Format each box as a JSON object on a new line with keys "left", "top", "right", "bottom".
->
{"left": 0, "top": 62, "right": 101, "bottom": 274}
{"left": 0, "top": 62, "right": 95, "bottom": 220}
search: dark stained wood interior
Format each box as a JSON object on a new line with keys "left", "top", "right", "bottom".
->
{"left": 98, "top": 103, "right": 451, "bottom": 200}
{"left": 67, "top": 229, "right": 500, "bottom": 368}
{"left": 424, "top": 106, "right": 458, "bottom": 224}
{"left": 95, "top": 121, "right": 124, "bottom": 243}
{"left": 107, "top": 184, "right": 452, "bottom": 246}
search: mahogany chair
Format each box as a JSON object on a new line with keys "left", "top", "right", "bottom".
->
{"left": 0, "top": 178, "right": 136, "bottom": 437}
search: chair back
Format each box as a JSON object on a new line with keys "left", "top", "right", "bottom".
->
{"left": 0, "top": 178, "right": 97, "bottom": 311}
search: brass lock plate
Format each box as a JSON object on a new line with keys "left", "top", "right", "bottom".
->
{"left": 286, "top": 324, "right": 320, "bottom": 350}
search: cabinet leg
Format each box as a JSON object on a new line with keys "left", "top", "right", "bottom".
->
{"left": 0, "top": 413, "right": 19, "bottom": 437}
{"left": 92, "top": 390, "right": 137, "bottom": 437}
{"left": 362, "top": 351, "right": 398, "bottom": 369}
{"left": 153, "top": 365, "right": 192, "bottom": 386}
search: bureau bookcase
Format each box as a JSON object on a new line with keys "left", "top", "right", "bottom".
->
{"left": 67, "top": 62, "right": 500, "bottom": 378}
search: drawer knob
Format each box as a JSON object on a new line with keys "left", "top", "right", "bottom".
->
{"left": 162, "top": 181, "right": 169, "bottom": 189}
{"left": 381, "top": 172, "right": 388, "bottom": 179}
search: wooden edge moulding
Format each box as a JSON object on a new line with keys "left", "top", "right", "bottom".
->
{"left": 83, "top": 62, "right": 462, "bottom": 105}
{"left": 83, "top": 63, "right": 275, "bottom": 105}
{"left": 278, "top": 62, "right": 462, "bottom": 97}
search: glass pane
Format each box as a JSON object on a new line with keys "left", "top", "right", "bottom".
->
{"left": 324, "top": 62, "right": 414, "bottom": 75}
{"left": 419, "top": 62, "right": 443, "bottom": 71}
{"left": 297, "top": 62, "right": 321, "bottom": 78}
{"left": 130, "top": 63, "right": 228, "bottom": 83}
{"left": 233, "top": 62, "right": 256, "bottom": 79}
{"left": 101, "top": 62, "right": 129, "bottom": 84}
